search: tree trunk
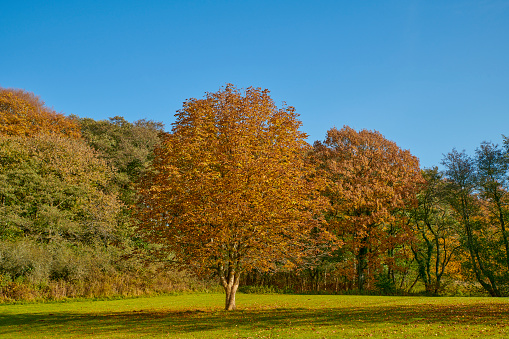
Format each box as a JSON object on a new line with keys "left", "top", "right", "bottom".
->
{"left": 494, "top": 195, "right": 509, "bottom": 271}
{"left": 408, "top": 275, "right": 419, "bottom": 293}
{"left": 357, "top": 240, "right": 368, "bottom": 291}
{"left": 462, "top": 200, "right": 501, "bottom": 297}
{"left": 224, "top": 279, "right": 239, "bottom": 311}
{"left": 219, "top": 266, "right": 240, "bottom": 311}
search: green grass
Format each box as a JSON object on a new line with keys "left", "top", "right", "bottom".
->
{"left": 1, "top": 293, "right": 508, "bottom": 338}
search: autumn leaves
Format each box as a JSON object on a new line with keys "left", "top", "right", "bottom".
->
{"left": 0, "top": 88, "right": 80, "bottom": 138}
{"left": 136, "top": 85, "right": 424, "bottom": 309}
{"left": 4, "top": 84, "right": 507, "bottom": 309}
{"left": 313, "top": 127, "right": 423, "bottom": 291}
{"left": 137, "top": 85, "right": 324, "bottom": 310}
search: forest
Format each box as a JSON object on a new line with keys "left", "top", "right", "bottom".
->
{"left": 1, "top": 85, "right": 508, "bottom": 309}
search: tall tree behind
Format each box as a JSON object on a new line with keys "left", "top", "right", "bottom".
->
{"left": 137, "top": 85, "right": 324, "bottom": 310}
{"left": 0, "top": 87, "right": 119, "bottom": 244}
{"left": 313, "top": 126, "right": 422, "bottom": 291}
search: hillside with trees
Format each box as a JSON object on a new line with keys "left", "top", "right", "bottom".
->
{"left": 1, "top": 85, "right": 508, "bottom": 307}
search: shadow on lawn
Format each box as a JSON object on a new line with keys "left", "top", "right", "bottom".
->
{"left": 1, "top": 303, "right": 508, "bottom": 336}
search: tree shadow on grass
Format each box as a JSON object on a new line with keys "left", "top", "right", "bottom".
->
{"left": 1, "top": 303, "right": 508, "bottom": 337}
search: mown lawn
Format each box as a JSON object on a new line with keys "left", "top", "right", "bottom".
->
{"left": 1, "top": 293, "right": 508, "bottom": 338}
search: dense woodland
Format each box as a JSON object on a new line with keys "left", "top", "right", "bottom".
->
{"left": 1, "top": 85, "right": 508, "bottom": 307}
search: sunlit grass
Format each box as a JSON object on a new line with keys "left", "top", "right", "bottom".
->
{"left": 2, "top": 293, "right": 508, "bottom": 338}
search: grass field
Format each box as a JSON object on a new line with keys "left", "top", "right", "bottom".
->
{"left": 1, "top": 293, "right": 509, "bottom": 338}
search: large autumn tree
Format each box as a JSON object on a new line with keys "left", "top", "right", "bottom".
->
{"left": 137, "top": 85, "right": 323, "bottom": 310}
{"left": 313, "top": 126, "right": 422, "bottom": 291}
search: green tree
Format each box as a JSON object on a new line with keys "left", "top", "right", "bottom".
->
{"left": 0, "top": 133, "right": 121, "bottom": 245}
{"left": 410, "top": 168, "right": 461, "bottom": 295}
{"left": 442, "top": 149, "right": 503, "bottom": 296}
{"left": 475, "top": 142, "right": 509, "bottom": 271}
{"left": 76, "top": 116, "right": 164, "bottom": 207}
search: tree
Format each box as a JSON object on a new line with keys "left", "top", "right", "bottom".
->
{"left": 441, "top": 149, "right": 503, "bottom": 296}
{"left": 0, "top": 87, "right": 80, "bottom": 138}
{"left": 137, "top": 85, "right": 323, "bottom": 310}
{"left": 0, "top": 133, "right": 122, "bottom": 245}
{"left": 313, "top": 126, "right": 422, "bottom": 291}
{"left": 410, "top": 168, "right": 461, "bottom": 295}
{"left": 475, "top": 142, "right": 509, "bottom": 271}
{"left": 76, "top": 116, "right": 164, "bottom": 207}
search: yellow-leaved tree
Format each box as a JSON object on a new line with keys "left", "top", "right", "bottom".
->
{"left": 137, "top": 85, "right": 324, "bottom": 310}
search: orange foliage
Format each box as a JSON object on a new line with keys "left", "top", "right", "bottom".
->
{"left": 0, "top": 87, "right": 80, "bottom": 138}
{"left": 313, "top": 126, "right": 423, "bottom": 290}
{"left": 137, "top": 85, "right": 325, "bottom": 309}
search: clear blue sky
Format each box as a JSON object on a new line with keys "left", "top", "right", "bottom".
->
{"left": 2, "top": 0, "right": 508, "bottom": 168}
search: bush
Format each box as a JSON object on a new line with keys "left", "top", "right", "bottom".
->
{"left": 238, "top": 285, "right": 281, "bottom": 294}
{"left": 374, "top": 273, "right": 397, "bottom": 295}
{"left": 0, "top": 240, "right": 214, "bottom": 302}
{"left": 0, "top": 240, "right": 51, "bottom": 283}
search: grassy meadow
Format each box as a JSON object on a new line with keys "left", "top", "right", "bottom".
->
{"left": 2, "top": 293, "right": 509, "bottom": 338}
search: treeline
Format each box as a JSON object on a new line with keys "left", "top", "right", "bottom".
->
{"left": 1, "top": 86, "right": 508, "bottom": 303}
{"left": 244, "top": 145, "right": 509, "bottom": 297}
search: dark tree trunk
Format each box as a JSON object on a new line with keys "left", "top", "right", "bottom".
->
{"left": 357, "top": 238, "right": 368, "bottom": 291}
{"left": 461, "top": 199, "right": 501, "bottom": 297}
{"left": 494, "top": 194, "right": 509, "bottom": 271}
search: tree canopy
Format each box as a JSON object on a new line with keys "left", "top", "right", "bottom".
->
{"left": 76, "top": 116, "right": 164, "bottom": 207}
{"left": 137, "top": 85, "right": 324, "bottom": 310}
{"left": 313, "top": 126, "right": 423, "bottom": 290}
{"left": 0, "top": 87, "right": 80, "bottom": 138}
{"left": 0, "top": 133, "right": 121, "bottom": 244}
